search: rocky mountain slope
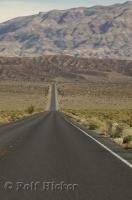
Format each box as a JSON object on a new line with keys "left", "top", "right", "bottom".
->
{"left": 0, "top": 1, "right": 132, "bottom": 59}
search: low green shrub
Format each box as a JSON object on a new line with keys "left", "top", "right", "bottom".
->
{"left": 26, "top": 105, "right": 35, "bottom": 114}
{"left": 123, "top": 135, "right": 132, "bottom": 144}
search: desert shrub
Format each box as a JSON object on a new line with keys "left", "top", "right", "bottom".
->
{"left": 26, "top": 105, "right": 35, "bottom": 114}
{"left": 105, "top": 120, "right": 113, "bottom": 135}
{"left": 123, "top": 135, "right": 132, "bottom": 144}
{"left": 89, "top": 123, "right": 99, "bottom": 130}
{"left": 71, "top": 111, "right": 76, "bottom": 116}
{"left": 112, "top": 126, "right": 123, "bottom": 138}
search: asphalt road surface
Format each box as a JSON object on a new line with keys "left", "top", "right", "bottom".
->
{"left": 0, "top": 83, "right": 132, "bottom": 200}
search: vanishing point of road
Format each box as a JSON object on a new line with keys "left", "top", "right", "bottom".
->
{"left": 0, "top": 82, "right": 132, "bottom": 200}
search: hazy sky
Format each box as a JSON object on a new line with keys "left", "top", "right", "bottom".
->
{"left": 0, "top": 0, "right": 129, "bottom": 23}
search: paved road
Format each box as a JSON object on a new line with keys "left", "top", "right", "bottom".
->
{"left": 0, "top": 83, "right": 132, "bottom": 200}
{"left": 49, "top": 82, "right": 58, "bottom": 111}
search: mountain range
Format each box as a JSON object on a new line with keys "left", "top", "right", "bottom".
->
{"left": 0, "top": 1, "right": 132, "bottom": 59}
{"left": 0, "top": 56, "right": 132, "bottom": 81}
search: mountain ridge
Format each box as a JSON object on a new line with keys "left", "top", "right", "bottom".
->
{"left": 0, "top": 1, "right": 132, "bottom": 59}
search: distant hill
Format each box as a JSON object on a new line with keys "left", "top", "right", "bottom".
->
{"left": 0, "top": 56, "right": 132, "bottom": 81}
{"left": 0, "top": 1, "right": 132, "bottom": 59}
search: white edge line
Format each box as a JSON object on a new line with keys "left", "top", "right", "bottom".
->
{"left": 64, "top": 117, "right": 132, "bottom": 169}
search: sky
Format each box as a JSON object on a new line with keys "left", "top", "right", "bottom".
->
{"left": 0, "top": 0, "right": 130, "bottom": 23}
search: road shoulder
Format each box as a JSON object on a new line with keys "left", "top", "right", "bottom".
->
{"left": 61, "top": 112, "right": 132, "bottom": 168}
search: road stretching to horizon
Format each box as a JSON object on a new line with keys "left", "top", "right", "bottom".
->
{"left": 0, "top": 82, "right": 132, "bottom": 199}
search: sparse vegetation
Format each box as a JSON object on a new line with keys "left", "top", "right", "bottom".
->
{"left": 0, "top": 110, "right": 28, "bottom": 124}
{"left": 63, "top": 108, "right": 132, "bottom": 149}
{"left": 0, "top": 81, "right": 49, "bottom": 124}
{"left": 59, "top": 81, "right": 132, "bottom": 149}
{"left": 58, "top": 82, "right": 132, "bottom": 110}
